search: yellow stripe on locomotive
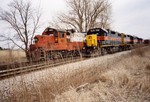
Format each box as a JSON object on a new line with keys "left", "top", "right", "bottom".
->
{"left": 86, "top": 34, "right": 97, "bottom": 47}
{"left": 121, "top": 33, "right": 125, "bottom": 44}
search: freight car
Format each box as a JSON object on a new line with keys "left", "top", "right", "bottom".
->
{"left": 144, "top": 39, "right": 150, "bottom": 45}
{"left": 29, "top": 27, "right": 85, "bottom": 61}
{"left": 84, "top": 28, "right": 143, "bottom": 56}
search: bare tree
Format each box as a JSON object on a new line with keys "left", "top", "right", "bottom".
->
{"left": 53, "top": 0, "right": 111, "bottom": 32}
{"left": 0, "top": 0, "right": 41, "bottom": 58}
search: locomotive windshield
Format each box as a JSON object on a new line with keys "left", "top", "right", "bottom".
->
{"left": 43, "top": 28, "right": 58, "bottom": 36}
{"left": 34, "top": 37, "right": 38, "bottom": 43}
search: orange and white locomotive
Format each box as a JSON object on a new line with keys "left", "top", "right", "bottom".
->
{"left": 29, "top": 27, "right": 85, "bottom": 61}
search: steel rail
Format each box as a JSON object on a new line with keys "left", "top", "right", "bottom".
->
{"left": 0, "top": 57, "right": 83, "bottom": 79}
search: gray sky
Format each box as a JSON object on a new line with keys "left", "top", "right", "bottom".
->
{"left": 0, "top": 0, "right": 150, "bottom": 47}
{"left": 112, "top": 0, "right": 150, "bottom": 39}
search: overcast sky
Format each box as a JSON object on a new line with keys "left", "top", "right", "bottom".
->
{"left": 111, "top": 0, "right": 150, "bottom": 39}
{"left": 0, "top": 0, "right": 150, "bottom": 47}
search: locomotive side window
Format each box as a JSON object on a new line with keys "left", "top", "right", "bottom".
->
{"left": 54, "top": 33, "right": 58, "bottom": 37}
{"left": 49, "top": 34, "right": 54, "bottom": 36}
{"left": 66, "top": 31, "right": 71, "bottom": 36}
{"left": 111, "top": 31, "right": 116, "bottom": 37}
{"left": 111, "top": 31, "right": 115, "bottom": 34}
{"left": 60, "top": 32, "right": 65, "bottom": 38}
{"left": 118, "top": 33, "right": 121, "bottom": 37}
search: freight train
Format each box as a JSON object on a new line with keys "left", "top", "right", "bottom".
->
{"left": 144, "top": 39, "right": 150, "bottom": 45}
{"left": 85, "top": 28, "right": 143, "bottom": 56}
{"left": 29, "top": 27, "right": 143, "bottom": 61}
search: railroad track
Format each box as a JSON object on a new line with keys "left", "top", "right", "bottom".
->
{"left": 0, "top": 46, "right": 147, "bottom": 80}
{"left": 0, "top": 57, "right": 84, "bottom": 79}
{"left": 0, "top": 49, "right": 128, "bottom": 80}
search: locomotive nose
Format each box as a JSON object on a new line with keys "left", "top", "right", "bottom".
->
{"left": 34, "top": 37, "right": 39, "bottom": 43}
{"left": 86, "top": 34, "right": 97, "bottom": 47}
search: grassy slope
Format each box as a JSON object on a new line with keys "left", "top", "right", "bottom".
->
{"left": 55, "top": 47, "right": 150, "bottom": 102}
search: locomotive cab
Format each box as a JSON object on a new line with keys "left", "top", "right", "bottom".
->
{"left": 86, "top": 28, "right": 108, "bottom": 47}
{"left": 42, "top": 27, "right": 67, "bottom": 44}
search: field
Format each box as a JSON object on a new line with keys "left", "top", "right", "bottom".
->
{"left": 55, "top": 46, "right": 150, "bottom": 102}
{"left": 0, "top": 46, "right": 150, "bottom": 102}
{"left": 0, "top": 50, "right": 26, "bottom": 64}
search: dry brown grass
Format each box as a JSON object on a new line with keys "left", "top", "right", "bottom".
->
{"left": 146, "top": 64, "right": 150, "bottom": 70}
{"left": 0, "top": 50, "right": 26, "bottom": 64}
{"left": 2, "top": 65, "right": 108, "bottom": 102}
{"left": 130, "top": 45, "right": 150, "bottom": 57}
{"left": 54, "top": 46, "right": 150, "bottom": 102}
{"left": 0, "top": 54, "right": 118, "bottom": 102}
{"left": 0, "top": 46, "right": 150, "bottom": 102}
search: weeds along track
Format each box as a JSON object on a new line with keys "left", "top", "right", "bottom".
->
{"left": 0, "top": 57, "right": 84, "bottom": 79}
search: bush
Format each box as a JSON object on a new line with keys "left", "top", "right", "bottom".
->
{"left": 0, "top": 47, "right": 3, "bottom": 50}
